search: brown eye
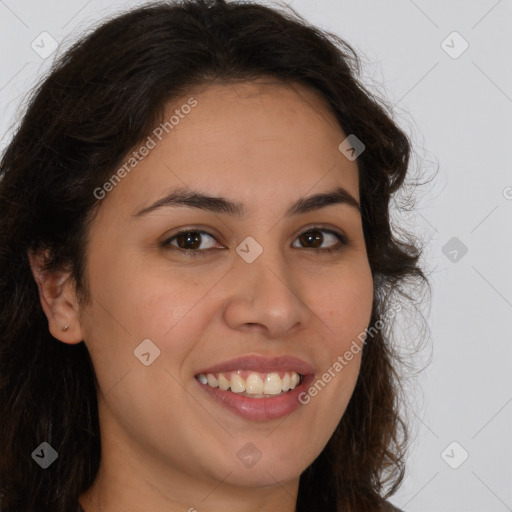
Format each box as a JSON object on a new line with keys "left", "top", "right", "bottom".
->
{"left": 174, "top": 231, "right": 202, "bottom": 250}
{"left": 163, "top": 230, "right": 219, "bottom": 255}
{"left": 293, "top": 227, "right": 348, "bottom": 253}
{"left": 162, "top": 226, "right": 348, "bottom": 257}
{"left": 298, "top": 229, "right": 324, "bottom": 248}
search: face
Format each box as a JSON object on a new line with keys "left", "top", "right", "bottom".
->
{"left": 78, "top": 79, "right": 374, "bottom": 494}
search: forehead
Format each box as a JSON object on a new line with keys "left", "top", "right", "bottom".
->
{"left": 97, "top": 79, "right": 360, "bottom": 218}
{"left": 170, "top": 78, "right": 344, "bottom": 147}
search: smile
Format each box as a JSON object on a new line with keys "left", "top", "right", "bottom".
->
{"left": 195, "top": 370, "right": 303, "bottom": 397}
{"left": 194, "top": 354, "right": 315, "bottom": 421}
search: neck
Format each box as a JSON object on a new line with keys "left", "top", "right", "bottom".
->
{"left": 78, "top": 430, "right": 299, "bottom": 512}
{"left": 79, "top": 469, "right": 299, "bottom": 512}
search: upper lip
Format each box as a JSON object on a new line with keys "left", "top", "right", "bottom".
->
{"left": 195, "top": 354, "right": 315, "bottom": 376}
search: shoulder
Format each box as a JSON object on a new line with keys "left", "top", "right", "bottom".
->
{"left": 382, "top": 501, "right": 405, "bottom": 512}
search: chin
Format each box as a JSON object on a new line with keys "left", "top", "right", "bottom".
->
{"left": 217, "top": 462, "right": 302, "bottom": 487}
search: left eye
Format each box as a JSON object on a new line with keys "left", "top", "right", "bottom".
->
{"left": 162, "top": 227, "right": 348, "bottom": 256}
{"left": 291, "top": 228, "right": 346, "bottom": 251}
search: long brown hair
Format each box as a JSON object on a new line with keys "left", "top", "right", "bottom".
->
{"left": 0, "top": 1, "right": 430, "bottom": 510}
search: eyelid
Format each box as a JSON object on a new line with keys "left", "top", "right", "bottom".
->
{"left": 160, "top": 225, "right": 223, "bottom": 245}
{"left": 292, "top": 224, "right": 348, "bottom": 244}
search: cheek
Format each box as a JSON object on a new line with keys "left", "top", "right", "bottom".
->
{"left": 85, "top": 245, "right": 208, "bottom": 337}
{"left": 318, "top": 265, "right": 374, "bottom": 347}
{"left": 308, "top": 264, "right": 373, "bottom": 408}
{"left": 81, "top": 255, "right": 231, "bottom": 402}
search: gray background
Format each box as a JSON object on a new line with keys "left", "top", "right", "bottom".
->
{"left": 1, "top": 1, "right": 511, "bottom": 511}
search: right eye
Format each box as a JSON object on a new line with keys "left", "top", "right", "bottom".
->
{"left": 162, "top": 230, "right": 222, "bottom": 257}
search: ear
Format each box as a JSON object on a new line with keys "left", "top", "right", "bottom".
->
{"left": 27, "top": 248, "right": 84, "bottom": 344}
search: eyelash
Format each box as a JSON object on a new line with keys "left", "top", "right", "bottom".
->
{"left": 161, "top": 225, "right": 349, "bottom": 257}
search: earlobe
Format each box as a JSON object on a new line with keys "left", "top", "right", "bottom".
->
{"left": 27, "top": 248, "right": 84, "bottom": 344}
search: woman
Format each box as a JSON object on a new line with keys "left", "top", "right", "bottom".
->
{"left": 0, "top": 1, "right": 429, "bottom": 511}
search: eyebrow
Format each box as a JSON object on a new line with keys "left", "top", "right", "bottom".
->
{"left": 132, "top": 185, "right": 361, "bottom": 219}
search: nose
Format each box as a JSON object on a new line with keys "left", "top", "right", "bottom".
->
{"left": 222, "top": 249, "right": 313, "bottom": 338}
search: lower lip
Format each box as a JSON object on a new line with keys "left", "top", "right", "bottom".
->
{"left": 195, "top": 374, "right": 315, "bottom": 421}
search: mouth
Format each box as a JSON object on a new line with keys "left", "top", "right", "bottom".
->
{"left": 195, "top": 370, "right": 304, "bottom": 398}
{"left": 193, "top": 354, "right": 315, "bottom": 421}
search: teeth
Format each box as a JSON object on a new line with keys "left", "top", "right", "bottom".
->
{"left": 290, "top": 372, "right": 300, "bottom": 388}
{"left": 282, "top": 373, "right": 290, "bottom": 392}
{"left": 263, "top": 372, "right": 282, "bottom": 395}
{"left": 230, "top": 374, "right": 245, "bottom": 393}
{"left": 196, "top": 370, "right": 303, "bottom": 396}
{"left": 206, "top": 373, "right": 218, "bottom": 387}
{"left": 218, "top": 373, "right": 230, "bottom": 391}
{"left": 245, "top": 373, "right": 263, "bottom": 394}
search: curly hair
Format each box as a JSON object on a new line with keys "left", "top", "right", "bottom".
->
{"left": 0, "top": 1, "right": 430, "bottom": 511}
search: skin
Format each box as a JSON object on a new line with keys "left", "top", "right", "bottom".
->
{"left": 29, "top": 78, "right": 374, "bottom": 512}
